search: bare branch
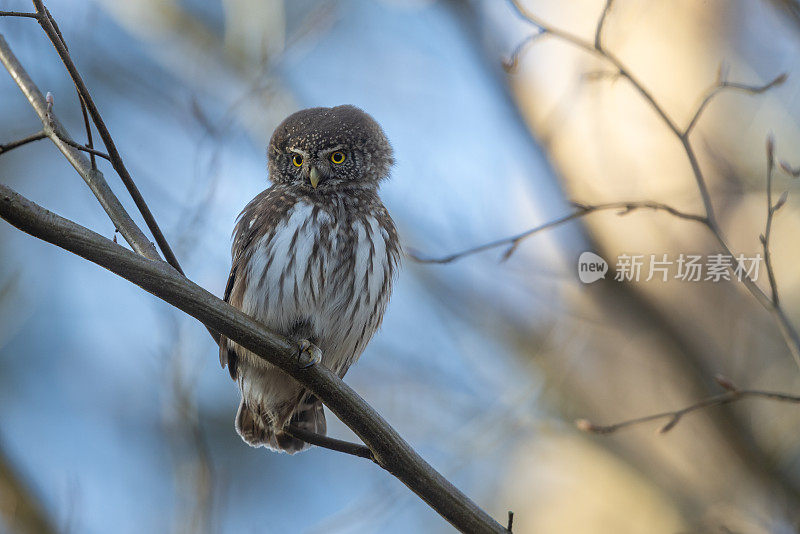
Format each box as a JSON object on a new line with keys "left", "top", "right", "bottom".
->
{"left": 502, "top": 0, "right": 800, "bottom": 368}
{"left": 508, "top": 0, "right": 598, "bottom": 57}
{"left": 0, "top": 184, "right": 508, "bottom": 534}
{"left": 31, "top": 0, "right": 184, "bottom": 274}
{"left": 284, "top": 425, "right": 374, "bottom": 460}
{"left": 0, "top": 131, "right": 46, "bottom": 155}
{"left": 0, "top": 35, "right": 161, "bottom": 261}
{"left": 506, "top": 0, "right": 710, "bottom": 218}
{"left": 760, "top": 136, "right": 800, "bottom": 369}
{"left": 763, "top": 134, "right": 780, "bottom": 305}
{"left": 0, "top": 11, "right": 38, "bottom": 18}
{"left": 408, "top": 200, "right": 706, "bottom": 264}
{"left": 594, "top": 0, "right": 615, "bottom": 51}
{"left": 40, "top": 6, "right": 99, "bottom": 171}
{"left": 684, "top": 73, "right": 787, "bottom": 137}
{"left": 577, "top": 376, "right": 800, "bottom": 435}
{"left": 53, "top": 132, "right": 111, "bottom": 161}
{"left": 781, "top": 160, "right": 800, "bottom": 177}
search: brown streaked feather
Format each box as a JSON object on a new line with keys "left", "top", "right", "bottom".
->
{"left": 219, "top": 188, "right": 295, "bottom": 378}
{"left": 225, "top": 182, "right": 401, "bottom": 453}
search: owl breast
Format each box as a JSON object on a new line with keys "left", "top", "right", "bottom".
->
{"left": 240, "top": 199, "right": 396, "bottom": 375}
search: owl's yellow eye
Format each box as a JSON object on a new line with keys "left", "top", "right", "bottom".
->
{"left": 330, "top": 151, "right": 345, "bottom": 164}
{"left": 292, "top": 154, "right": 303, "bottom": 167}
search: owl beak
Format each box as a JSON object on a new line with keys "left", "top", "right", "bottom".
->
{"left": 309, "top": 166, "right": 321, "bottom": 189}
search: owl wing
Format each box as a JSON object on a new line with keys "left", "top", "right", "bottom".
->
{"left": 219, "top": 187, "right": 296, "bottom": 379}
{"left": 219, "top": 263, "right": 239, "bottom": 378}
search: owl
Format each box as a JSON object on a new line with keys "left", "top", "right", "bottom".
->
{"left": 220, "top": 105, "right": 401, "bottom": 453}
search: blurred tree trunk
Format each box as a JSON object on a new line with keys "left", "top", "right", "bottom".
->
{"left": 0, "top": 440, "right": 57, "bottom": 534}
{"left": 449, "top": 1, "right": 800, "bottom": 531}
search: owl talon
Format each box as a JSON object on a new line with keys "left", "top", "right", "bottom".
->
{"left": 297, "top": 339, "right": 322, "bottom": 368}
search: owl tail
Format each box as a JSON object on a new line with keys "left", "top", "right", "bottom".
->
{"left": 235, "top": 396, "right": 327, "bottom": 454}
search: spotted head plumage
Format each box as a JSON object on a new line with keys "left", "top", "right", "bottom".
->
{"left": 267, "top": 105, "right": 394, "bottom": 192}
{"left": 220, "top": 105, "right": 401, "bottom": 453}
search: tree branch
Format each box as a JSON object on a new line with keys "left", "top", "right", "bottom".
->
{"left": 576, "top": 376, "right": 800, "bottom": 434}
{"left": 499, "top": 1, "right": 800, "bottom": 368}
{"left": 0, "top": 130, "right": 46, "bottom": 155}
{"left": 284, "top": 424, "right": 374, "bottom": 460}
{"left": 684, "top": 72, "right": 787, "bottom": 137}
{"left": 30, "top": 0, "right": 185, "bottom": 274}
{"left": 52, "top": 132, "right": 111, "bottom": 161}
{"left": 409, "top": 200, "right": 706, "bottom": 264}
{"left": 0, "top": 184, "right": 508, "bottom": 534}
{"left": 0, "top": 11, "right": 38, "bottom": 18}
{"left": 39, "top": 5, "right": 99, "bottom": 170}
{"left": 763, "top": 135, "right": 781, "bottom": 306}
{"left": 0, "top": 34, "right": 161, "bottom": 261}
{"left": 594, "top": 0, "right": 614, "bottom": 51}
{"left": 760, "top": 136, "right": 800, "bottom": 369}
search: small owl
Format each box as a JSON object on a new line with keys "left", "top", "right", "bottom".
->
{"left": 220, "top": 105, "right": 401, "bottom": 453}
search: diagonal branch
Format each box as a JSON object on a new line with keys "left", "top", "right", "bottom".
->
{"left": 760, "top": 136, "right": 800, "bottom": 369}
{"left": 0, "top": 11, "right": 38, "bottom": 18}
{"left": 0, "top": 184, "right": 508, "bottom": 534}
{"left": 409, "top": 200, "right": 707, "bottom": 264}
{"left": 30, "top": 0, "right": 184, "bottom": 274}
{"left": 0, "top": 131, "right": 46, "bottom": 155}
{"left": 0, "top": 35, "right": 160, "bottom": 261}
{"left": 684, "top": 72, "right": 787, "bottom": 137}
{"left": 577, "top": 376, "right": 800, "bottom": 434}
{"left": 39, "top": 6, "right": 98, "bottom": 170}
{"left": 500, "top": 0, "right": 800, "bottom": 368}
{"left": 594, "top": 0, "right": 614, "bottom": 51}
{"left": 53, "top": 133, "right": 111, "bottom": 161}
{"left": 284, "top": 424, "right": 374, "bottom": 460}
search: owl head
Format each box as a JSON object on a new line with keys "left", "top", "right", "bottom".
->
{"left": 267, "top": 105, "right": 394, "bottom": 193}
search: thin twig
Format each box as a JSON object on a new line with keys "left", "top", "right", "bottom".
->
{"left": 576, "top": 376, "right": 800, "bottom": 434}
{"left": 40, "top": 6, "right": 99, "bottom": 170}
{"left": 684, "top": 73, "right": 788, "bottom": 137}
{"left": 78, "top": 95, "right": 96, "bottom": 169}
{"left": 0, "top": 35, "right": 160, "bottom": 261}
{"left": 0, "top": 11, "right": 39, "bottom": 18}
{"left": 0, "top": 184, "right": 508, "bottom": 534}
{"left": 507, "top": 0, "right": 702, "bottom": 210}
{"left": 594, "top": 0, "right": 614, "bottom": 51}
{"left": 502, "top": 0, "right": 800, "bottom": 367}
{"left": 760, "top": 136, "right": 800, "bottom": 369}
{"left": 0, "top": 131, "right": 46, "bottom": 155}
{"left": 31, "top": 0, "right": 184, "bottom": 274}
{"left": 781, "top": 159, "right": 800, "bottom": 178}
{"left": 284, "top": 425, "right": 375, "bottom": 460}
{"left": 763, "top": 135, "right": 781, "bottom": 306}
{"left": 55, "top": 133, "right": 111, "bottom": 161}
{"left": 408, "top": 200, "right": 706, "bottom": 264}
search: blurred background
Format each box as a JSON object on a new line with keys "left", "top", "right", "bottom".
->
{"left": 1, "top": 0, "right": 800, "bottom": 532}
